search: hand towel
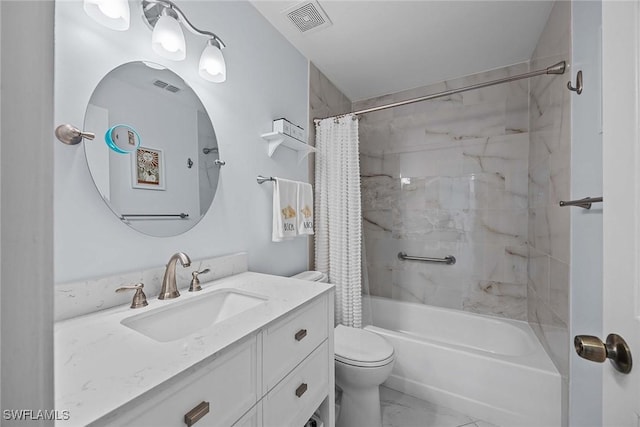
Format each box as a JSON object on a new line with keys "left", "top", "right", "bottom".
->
{"left": 297, "top": 182, "right": 314, "bottom": 235}
{"left": 272, "top": 178, "right": 298, "bottom": 242}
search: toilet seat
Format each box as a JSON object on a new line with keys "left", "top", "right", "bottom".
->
{"left": 334, "top": 325, "right": 394, "bottom": 367}
{"left": 291, "top": 271, "right": 329, "bottom": 282}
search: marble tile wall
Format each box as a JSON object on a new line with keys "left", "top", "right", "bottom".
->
{"left": 308, "top": 63, "right": 352, "bottom": 148}
{"left": 356, "top": 62, "right": 530, "bottom": 320}
{"left": 308, "top": 63, "right": 352, "bottom": 269}
{"left": 527, "top": 0, "right": 572, "bottom": 410}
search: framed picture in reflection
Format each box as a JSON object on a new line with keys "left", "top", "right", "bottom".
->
{"left": 131, "top": 146, "right": 165, "bottom": 190}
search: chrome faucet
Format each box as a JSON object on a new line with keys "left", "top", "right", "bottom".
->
{"left": 159, "top": 252, "right": 191, "bottom": 299}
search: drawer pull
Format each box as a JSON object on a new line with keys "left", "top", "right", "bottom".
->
{"left": 184, "top": 401, "right": 209, "bottom": 426}
{"left": 295, "top": 383, "right": 308, "bottom": 398}
{"left": 295, "top": 329, "right": 308, "bottom": 341}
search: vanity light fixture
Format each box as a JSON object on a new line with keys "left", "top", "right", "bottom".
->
{"left": 198, "top": 39, "right": 226, "bottom": 82}
{"left": 142, "top": 0, "right": 227, "bottom": 82}
{"left": 83, "top": 0, "right": 131, "bottom": 31}
{"left": 151, "top": 8, "right": 186, "bottom": 60}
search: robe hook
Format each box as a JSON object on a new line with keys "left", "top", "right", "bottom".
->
{"left": 567, "top": 70, "right": 583, "bottom": 94}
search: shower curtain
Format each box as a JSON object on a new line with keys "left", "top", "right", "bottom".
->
{"left": 315, "top": 114, "right": 362, "bottom": 328}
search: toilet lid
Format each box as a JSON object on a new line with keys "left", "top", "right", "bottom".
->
{"left": 334, "top": 325, "right": 394, "bottom": 367}
{"left": 291, "top": 271, "right": 328, "bottom": 282}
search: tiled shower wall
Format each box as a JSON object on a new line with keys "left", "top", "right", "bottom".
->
{"left": 308, "top": 63, "right": 352, "bottom": 146}
{"left": 356, "top": 63, "right": 530, "bottom": 320}
{"left": 528, "top": 0, "right": 572, "bottom": 393}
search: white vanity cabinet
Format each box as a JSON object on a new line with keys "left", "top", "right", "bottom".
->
{"left": 112, "top": 336, "right": 259, "bottom": 427}
{"left": 99, "top": 292, "right": 334, "bottom": 427}
{"left": 261, "top": 296, "right": 330, "bottom": 427}
{"left": 262, "top": 341, "right": 329, "bottom": 427}
{"left": 232, "top": 402, "right": 262, "bottom": 427}
{"left": 263, "top": 295, "right": 328, "bottom": 393}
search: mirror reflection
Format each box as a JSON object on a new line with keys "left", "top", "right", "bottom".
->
{"left": 106, "top": 124, "right": 141, "bottom": 154}
{"left": 84, "top": 61, "right": 220, "bottom": 237}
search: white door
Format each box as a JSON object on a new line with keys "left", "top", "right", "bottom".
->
{"left": 601, "top": 1, "right": 640, "bottom": 424}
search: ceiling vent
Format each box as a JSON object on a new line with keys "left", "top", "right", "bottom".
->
{"left": 153, "top": 80, "right": 181, "bottom": 93}
{"left": 283, "top": 0, "right": 332, "bottom": 34}
{"left": 153, "top": 79, "right": 168, "bottom": 89}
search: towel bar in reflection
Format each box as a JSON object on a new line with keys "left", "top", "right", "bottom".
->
{"left": 120, "top": 213, "right": 189, "bottom": 220}
{"left": 397, "top": 252, "right": 456, "bottom": 265}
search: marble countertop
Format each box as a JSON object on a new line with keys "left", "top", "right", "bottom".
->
{"left": 54, "top": 272, "right": 333, "bottom": 426}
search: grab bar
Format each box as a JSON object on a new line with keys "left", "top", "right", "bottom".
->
{"left": 397, "top": 252, "right": 456, "bottom": 265}
{"left": 559, "top": 197, "right": 603, "bottom": 209}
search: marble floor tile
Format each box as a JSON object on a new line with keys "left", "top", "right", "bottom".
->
{"left": 380, "top": 386, "right": 499, "bottom": 427}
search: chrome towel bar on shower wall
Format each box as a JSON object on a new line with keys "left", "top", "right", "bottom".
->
{"left": 398, "top": 252, "right": 456, "bottom": 265}
{"left": 559, "top": 197, "right": 603, "bottom": 209}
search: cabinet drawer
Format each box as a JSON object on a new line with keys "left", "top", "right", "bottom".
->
{"left": 263, "top": 341, "right": 329, "bottom": 427}
{"left": 117, "top": 338, "right": 258, "bottom": 427}
{"left": 263, "top": 296, "right": 328, "bottom": 392}
{"left": 232, "top": 402, "right": 261, "bottom": 427}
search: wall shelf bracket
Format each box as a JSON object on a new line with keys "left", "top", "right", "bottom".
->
{"left": 261, "top": 131, "right": 315, "bottom": 163}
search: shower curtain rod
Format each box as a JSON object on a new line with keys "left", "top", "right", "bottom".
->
{"left": 314, "top": 61, "right": 567, "bottom": 121}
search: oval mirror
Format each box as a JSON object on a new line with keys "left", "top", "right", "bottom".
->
{"left": 84, "top": 61, "right": 220, "bottom": 237}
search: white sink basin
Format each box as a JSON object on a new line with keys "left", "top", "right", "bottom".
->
{"left": 121, "top": 289, "right": 268, "bottom": 342}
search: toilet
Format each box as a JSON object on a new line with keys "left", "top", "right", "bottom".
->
{"left": 292, "top": 271, "right": 395, "bottom": 427}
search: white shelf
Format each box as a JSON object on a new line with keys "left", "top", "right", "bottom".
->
{"left": 261, "top": 131, "right": 315, "bottom": 163}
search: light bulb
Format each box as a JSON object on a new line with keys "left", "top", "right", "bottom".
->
{"left": 198, "top": 42, "right": 226, "bottom": 83}
{"left": 83, "top": 0, "right": 130, "bottom": 31}
{"left": 98, "top": 1, "right": 122, "bottom": 18}
{"left": 151, "top": 14, "right": 186, "bottom": 61}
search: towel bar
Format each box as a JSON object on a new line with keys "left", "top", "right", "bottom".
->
{"left": 559, "top": 197, "right": 603, "bottom": 209}
{"left": 120, "top": 213, "right": 189, "bottom": 219}
{"left": 257, "top": 175, "right": 275, "bottom": 184}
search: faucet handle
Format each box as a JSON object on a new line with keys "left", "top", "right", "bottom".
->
{"left": 189, "top": 269, "right": 211, "bottom": 292}
{"left": 116, "top": 283, "right": 149, "bottom": 309}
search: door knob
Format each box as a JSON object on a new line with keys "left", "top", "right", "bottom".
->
{"left": 574, "top": 333, "right": 632, "bottom": 374}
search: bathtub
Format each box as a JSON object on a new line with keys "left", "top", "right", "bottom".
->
{"left": 363, "top": 296, "right": 561, "bottom": 427}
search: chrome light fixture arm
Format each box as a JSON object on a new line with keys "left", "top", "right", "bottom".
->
{"left": 142, "top": 0, "right": 225, "bottom": 48}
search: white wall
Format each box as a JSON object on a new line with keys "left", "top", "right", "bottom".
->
{"left": 55, "top": 1, "right": 310, "bottom": 283}
{"left": 0, "top": 0, "right": 3, "bottom": 413}
{"left": 1, "top": 1, "right": 54, "bottom": 423}
{"left": 569, "top": 2, "right": 603, "bottom": 426}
